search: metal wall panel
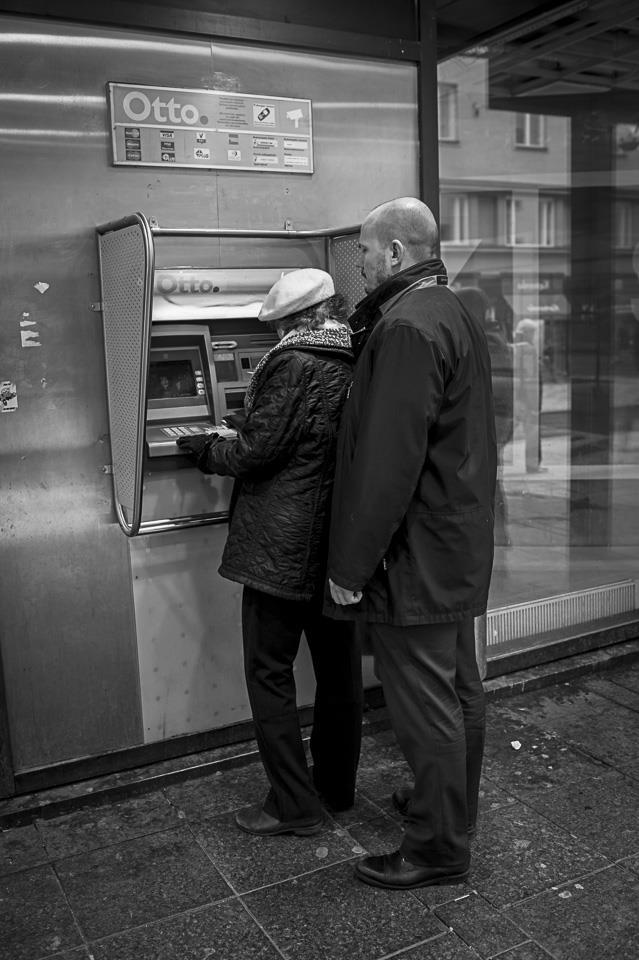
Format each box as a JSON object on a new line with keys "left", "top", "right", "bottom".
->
{"left": 0, "top": 17, "right": 222, "bottom": 772}
{"left": 0, "top": 14, "right": 418, "bottom": 773}
{"left": 129, "top": 526, "right": 318, "bottom": 741}
{"left": 209, "top": 42, "right": 419, "bottom": 235}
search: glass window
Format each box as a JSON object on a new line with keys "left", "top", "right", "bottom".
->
{"left": 439, "top": 42, "right": 639, "bottom": 664}
{"left": 615, "top": 201, "right": 633, "bottom": 247}
{"left": 516, "top": 112, "right": 546, "bottom": 148}
{"left": 539, "top": 198, "right": 556, "bottom": 247}
{"left": 505, "top": 196, "right": 525, "bottom": 245}
{"left": 441, "top": 193, "right": 469, "bottom": 242}
{"left": 476, "top": 193, "right": 498, "bottom": 243}
{"left": 438, "top": 82, "right": 458, "bottom": 141}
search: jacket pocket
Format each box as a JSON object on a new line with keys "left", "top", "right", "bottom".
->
{"left": 385, "top": 506, "right": 493, "bottom": 617}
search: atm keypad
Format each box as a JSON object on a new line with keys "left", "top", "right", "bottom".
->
{"left": 160, "top": 424, "right": 217, "bottom": 438}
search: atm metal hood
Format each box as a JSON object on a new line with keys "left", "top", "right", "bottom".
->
{"left": 152, "top": 267, "right": 293, "bottom": 321}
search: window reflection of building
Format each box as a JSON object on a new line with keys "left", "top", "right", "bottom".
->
{"left": 505, "top": 196, "right": 525, "bottom": 246}
{"left": 439, "top": 31, "right": 639, "bottom": 660}
{"left": 440, "top": 193, "right": 469, "bottom": 242}
{"left": 539, "top": 198, "right": 556, "bottom": 247}
{"left": 615, "top": 201, "right": 633, "bottom": 248}
{"left": 515, "top": 112, "right": 546, "bottom": 148}
{"left": 437, "top": 82, "right": 458, "bottom": 140}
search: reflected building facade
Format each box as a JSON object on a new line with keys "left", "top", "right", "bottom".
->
{"left": 438, "top": 46, "right": 639, "bottom": 664}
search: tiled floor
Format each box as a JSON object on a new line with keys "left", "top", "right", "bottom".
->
{"left": 1, "top": 661, "right": 639, "bottom": 960}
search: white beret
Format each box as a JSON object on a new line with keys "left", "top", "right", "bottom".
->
{"left": 259, "top": 268, "right": 335, "bottom": 324}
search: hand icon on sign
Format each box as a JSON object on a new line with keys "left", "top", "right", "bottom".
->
{"left": 286, "top": 108, "right": 304, "bottom": 128}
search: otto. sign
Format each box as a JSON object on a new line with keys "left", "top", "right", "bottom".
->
{"left": 154, "top": 272, "right": 220, "bottom": 295}
{"left": 121, "top": 90, "right": 203, "bottom": 126}
{"left": 108, "top": 82, "right": 313, "bottom": 173}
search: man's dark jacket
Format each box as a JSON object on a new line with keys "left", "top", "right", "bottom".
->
{"left": 195, "top": 331, "right": 353, "bottom": 602}
{"left": 326, "top": 259, "right": 497, "bottom": 625}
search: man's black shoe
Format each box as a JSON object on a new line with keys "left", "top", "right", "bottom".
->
{"left": 235, "top": 803, "right": 324, "bottom": 837}
{"left": 391, "top": 788, "right": 477, "bottom": 839}
{"left": 354, "top": 849, "right": 469, "bottom": 890}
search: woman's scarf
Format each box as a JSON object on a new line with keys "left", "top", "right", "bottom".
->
{"left": 244, "top": 324, "right": 352, "bottom": 410}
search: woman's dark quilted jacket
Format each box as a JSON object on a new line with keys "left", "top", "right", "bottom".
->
{"left": 196, "top": 331, "right": 353, "bottom": 601}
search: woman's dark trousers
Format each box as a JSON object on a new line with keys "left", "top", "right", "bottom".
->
{"left": 369, "top": 616, "right": 485, "bottom": 868}
{"left": 242, "top": 585, "right": 363, "bottom": 823}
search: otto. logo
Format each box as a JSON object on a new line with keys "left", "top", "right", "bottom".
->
{"left": 122, "top": 90, "right": 206, "bottom": 126}
{"left": 155, "top": 275, "right": 219, "bottom": 295}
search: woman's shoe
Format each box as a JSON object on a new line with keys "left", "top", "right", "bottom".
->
{"left": 234, "top": 803, "right": 324, "bottom": 836}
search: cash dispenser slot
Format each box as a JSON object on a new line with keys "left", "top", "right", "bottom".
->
{"left": 209, "top": 333, "right": 276, "bottom": 422}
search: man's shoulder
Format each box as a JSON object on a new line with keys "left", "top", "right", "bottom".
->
{"left": 379, "top": 285, "right": 454, "bottom": 334}
{"left": 381, "top": 280, "right": 452, "bottom": 318}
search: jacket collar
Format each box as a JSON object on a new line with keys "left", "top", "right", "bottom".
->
{"left": 349, "top": 258, "right": 447, "bottom": 358}
{"left": 244, "top": 324, "right": 352, "bottom": 409}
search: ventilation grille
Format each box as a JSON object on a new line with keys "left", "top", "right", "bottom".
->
{"left": 330, "top": 233, "right": 365, "bottom": 314}
{"left": 487, "top": 580, "right": 637, "bottom": 647}
{"left": 98, "top": 224, "right": 148, "bottom": 516}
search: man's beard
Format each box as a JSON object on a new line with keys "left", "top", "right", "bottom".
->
{"left": 364, "top": 255, "right": 391, "bottom": 294}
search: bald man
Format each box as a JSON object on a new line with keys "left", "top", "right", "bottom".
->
{"left": 326, "top": 197, "right": 497, "bottom": 889}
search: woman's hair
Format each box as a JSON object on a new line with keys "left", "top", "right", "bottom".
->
{"left": 271, "top": 293, "right": 348, "bottom": 336}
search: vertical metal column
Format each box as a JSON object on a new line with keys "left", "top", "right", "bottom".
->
{"left": 569, "top": 111, "right": 614, "bottom": 546}
{"left": 417, "top": 0, "right": 440, "bottom": 226}
{"left": 0, "top": 639, "right": 15, "bottom": 798}
{"left": 98, "top": 213, "right": 155, "bottom": 536}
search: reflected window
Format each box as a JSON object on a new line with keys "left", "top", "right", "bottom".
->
{"left": 505, "top": 196, "right": 526, "bottom": 245}
{"left": 615, "top": 201, "right": 633, "bottom": 247}
{"left": 539, "top": 198, "right": 556, "bottom": 247}
{"left": 438, "top": 83, "right": 458, "bottom": 141}
{"left": 515, "top": 112, "right": 546, "bottom": 148}
{"left": 477, "top": 193, "right": 498, "bottom": 243}
{"left": 439, "top": 21, "right": 639, "bottom": 662}
{"left": 441, "top": 193, "right": 469, "bottom": 242}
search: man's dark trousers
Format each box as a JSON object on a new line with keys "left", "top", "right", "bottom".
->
{"left": 242, "top": 585, "right": 363, "bottom": 823}
{"left": 369, "top": 616, "right": 485, "bottom": 867}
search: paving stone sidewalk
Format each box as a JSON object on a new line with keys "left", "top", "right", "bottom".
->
{"left": 1, "top": 660, "right": 639, "bottom": 960}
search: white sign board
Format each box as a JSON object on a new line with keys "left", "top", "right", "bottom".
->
{"left": 108, "top": 83, "right": 313, "bottom": 174}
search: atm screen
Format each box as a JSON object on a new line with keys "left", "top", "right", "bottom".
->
{"left": 148, "top": 359, "right": 197, "bottom": 400}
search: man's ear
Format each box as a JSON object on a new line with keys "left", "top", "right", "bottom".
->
{"left": 390, "top": 239, "right": 404, "bottom": 268}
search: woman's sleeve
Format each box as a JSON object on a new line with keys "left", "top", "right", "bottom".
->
{"left": 199, "top": 354, "right": 307, "bottom": 479}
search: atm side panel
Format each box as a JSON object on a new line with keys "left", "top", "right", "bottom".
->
{"left": 128, "top": 525, "right": 318, "bottom": 739}
{"left": 131, "top": 320, "right": 316, "bottom": 739}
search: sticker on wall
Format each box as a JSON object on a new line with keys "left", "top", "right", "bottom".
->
{"left": 20, "top": 329, "right": 41, "bottom": 347}
{"left": 20, "top": 311, "right": 41, "bottom": 347}
{"left": 0, "top": 381, "right": 18, "bottom": 412}
{"left": 286, "top": 108, "right": 304, "bottom": 128}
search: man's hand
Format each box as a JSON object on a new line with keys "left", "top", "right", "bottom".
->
{"left": 329, "top": 578, "right": 363, "bottom": 605}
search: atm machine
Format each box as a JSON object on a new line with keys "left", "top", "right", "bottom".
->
{"left": 145, "top": 324, "right": 226, "bottom": 458}
{"left": 141, "top": 266, "right": 286, "bottom": 527}
{"left": 146, "top": 266, "right": 287, "bottom": 461}
{"left": 96, "top": 213, "right": 365, "bottom": 746}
